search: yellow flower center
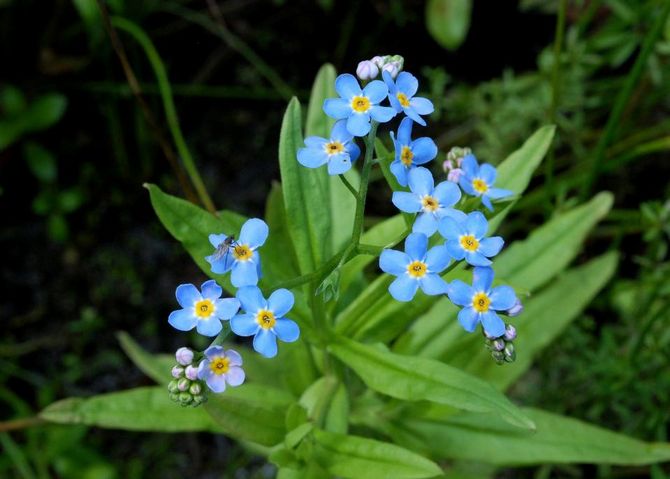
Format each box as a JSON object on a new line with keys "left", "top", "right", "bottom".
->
{"left": 472, "top": 292, "right": 491, "bottom": 313}
{"left": 194, "top": 299, "right": 215, "bottom": 318}
{"left": 324, "top": 141, "right": 345, "bottom": 156}
{"left": 396, "top": 92, "right": 410, "bottom": 107}
{"left": 351, "top": 95, "right": 371, "bottom": 113}
{"left": 209, "top": 356, "right": 230, "bottom": 375}
{"left": 400, "top": 146, "right": 414, "bottom": 166}
{"left": 421, "top": 195, "right": 439, "bottom": 212}
{"left": 407, "top": 260, "right": 427, "bottom": 278}
{"left": 459, "top": 234, "right": 479, "bottom": 252}
{"left": 472, "top": 178, "right": 488, "bottom": 194}
{"left": 233, "top": 244, "right": 252, "bottom": 261}
{"left": 256, "top": 309, "right": 276, "bottom": 330}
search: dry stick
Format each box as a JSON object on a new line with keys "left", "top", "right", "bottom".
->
{"left": 95, "top": 0, "right": 199, "bottom": 207}
{"left": 0, "top": 417, "right": 45, "bottom": 432}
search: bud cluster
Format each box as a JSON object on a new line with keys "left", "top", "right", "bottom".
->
{"left": 484, "top": 324, "right": 517, "bottom": 365}
{"left": 356, "top": 54, "right": 405, "bottom": 81}
{"left": 168, "top": 347, "right": 206, "bottom": 407}
{"left": 443, "top": 147, "right": 472, "bottom": 183}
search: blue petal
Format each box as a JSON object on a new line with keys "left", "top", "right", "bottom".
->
{"left": 409, "top": 97, "right": 434, "bottom": 115}
{"left": 168, "top": 309, "right": 197, "bottom": 331}
{"left": 206, "top": 372, "right": 227, "bottom": 393}
{"left": 382, "top": 70, "right": 396, "bottom": 92}
{"left": 323, "top": 98, "right": 352, "bottom": 119}
{"left": 396, "top": 117, "right": 413, "bottom": 145}
{"left": 410, "top": 137, "right": 437, "bottom": 164}
{"left": 412, "top": 212, "right": 439, "bottom": 237}
{"left": 438, "top": 216, "right": 465, "bottom": 242}
{"left": 479, "top": 164, "right": 497, "bottom": 184}
{"left": 458, "top": 307, "right": 479, "bottom": 332}
{"left": 481, "top": 195, "right": 493, "bottom": 211}
{"left": 441, "top": 207, "right": 468, "bottom": 223}
{"left": 225, "top": 366, "right": 245, "bottom": 386}
{"left": 268, "top": 288, "right": 294, "bottom": 318}
{"left": 215, "top": 297, "right": 240, "bottom": 320}
{"left": 459, "top": 176, "right": 477, "bottom": 196}
{"left": 363, "top": 80, "right": 388, "bottom": 103}
{"left": 206, "top": 252, "right": 233, "bottom": 274}
{"left": 225, "top": 349, "right": 243, "bottom": 366}
{"left": 176, "top": 283, "right": 201, "bottom": 308}
{"left": 236, "top": 285, "right": 267, "bottom": 312}
{"left": 298, "top": 147, "right": 328, "bottom": 168}
{"left": 273, "top": 318, "right": 300, "bottom": 342}
{"left": 419, "top": 273, "right": 449, "bottom": 295}
{"left": 465, "top": 211, "right": 488, "bottom": 238}
{"left": 388, "top": 275, "right": 419, "bottom": 302}
{"left": 405, "top": 108, "right": 426, "bottom": 126}
{"left": 346, "top": 142, "right": 361, "bottom": 162}
{"left": 465, "top": 251, "right": 492, "bottom": 267}
{"left": 392, "top": 191, "right": 422, "bottom": 213}
{"left": 196, "top": 317, "right": 223, "bottom": 337}
{"left": 490, "top": 285, "right": 517, "bottom": 310}
{"left": 304, "top": 136, "right": 327, "bottom": 148}
{"left": 425, "top": 244, "right": 451, "bottom": 273}
{"left": 379, "top": 249, "right": 410, "bottom": 275}
{"left": 327, "top": 153, "right": 352, "bottom": 175}
{"left": 230, "top": 313, "right": 259, "bottom": 336}
{"left": 396, "top": 72, "right": 419, "bottom": 97}
{"left": 335, "top": 73, "right": 362, "bottom": 98}
{"left": 330, "top": 120, "right": 353, "bottom": 142}
{"left": 203, "top": 345, "right": 225, "bottom": 360}
{"left": 478, "top": 236, "right": 504, "bottom": 257}
{"left": 404, "top": 232, "right": 428, "bottom": 261}
{"left": 209, "top": 233, "right": 228, "bottom": 248}
{"left": 201, "top": 280, "right": 222, "bottom": 301}
{"left": 407, "top": 167, "right": 434, "bottom": 196}
{"left": 231, "top": 259, "right": 259, "bottom": 287}
{"left": 445, "top": 240, "right": 466, "bottom": 260}
{"left": 481, "top": 311, "right": 505, "bottom": 337}
{"left": 487, "top": 187, "right": 513, "bottom": 200}
{"left": 347, "top": 113, "right": 371, "bottom": 137}
{"left": 388, "top": 92, "right": 402, "bottom": 112}
{"left": 472, "top": 266, "right": 494, "bottom": 292}
{"left": 239, "top": 218, "right": 269, "bottom": 249}
{"left": 448, "top": 280, "right": 474, "bottom": 306}
{"left": 390, "top": 160, "right": 409, "bottom": 187}
{"left": 253, "top": 329, "right": 278, "bottom": 358}
{"left": 461, "top": 154, "right": 479, "bottom": 177}
{"left": 433, "top": 181, "right": 461, "bottom": 208}
{"left": 369, "top": 105, "right": 396, "bottom": 123}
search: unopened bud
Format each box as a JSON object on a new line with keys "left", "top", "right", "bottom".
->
{"left": 171, "top": 365, "right": 184, "bottom": 378}
{"left": 447, "top": 168, "right": 464, "bottom": 183}
{"left": 189, "top": 383, "right": 202, "bottom": 395}
{"left": 389, "top": 55, "right": 405, "bottom": 70}
{"left": 504, "top": 324, "right": 517, "bottom": 341}
{"left": 371, "top": 55, "right": 385, "bottom": 68}
{"left": 191, "top": 395, "right": 206, "bottom": 406}
{"left": 492, "top": 339, "right": 506, "bottom": 351}
{"left": 178, "top": 392, "right": 192, "bottom": 405}
{"left": 356, "top": 60, "right": 379, "bottom": 81}
{"left": 446, "top": 147, "right": 471, "bottom": 167}
{"left": 168, "top": 380, "right": 179, "bottom": 393}
{"left": 491, "top": 350, "right": 505, "bottom": 364}
{"left": 177, "top": 378, "right": 191, "bottom": 392}
{"left": 185, "top": 365, "right": 198, "bottom": 380}
{"left": 382, "top": 61, "right": 402, "bottom": 79}
{"left": 169, "top": 392, "right": 180, "bottom": 402}
{"left": 175, "top": 347, "right": 194, "bottom": 366}
{"left": 507, "top": 299, "right": 524, "bottom": 317}
{"left": 504, "top": 343, "right": 516, "bottom": 362}
{"left": 442, "top": 159, "right": 455, "bottom": 172}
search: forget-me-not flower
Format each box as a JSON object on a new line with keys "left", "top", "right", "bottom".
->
{"left": 382, "top": 71, "right": 434, "bottom": 126}
{"left": 390, "top": 117, "right": 438, "bottom": 187}
{"left": 168, "top": 280, "right": 240, "bottom": 337}
{"left": 392, "top": 167, "right": 466, "bottom": 237}
{"left": 230, "top": 286, "right": 300, "bottom": 358}
{"left": 206, "top": 218, "right": 268, "bottom": 287}
{"left": 197, "top": 346, "right": 245, "bottom": 393}
{"left": 459, "top": 154, "right": 513, "bottom": 211}
{"left": 447, "top": 266, "right": 516, "bottom": 337}
{"left": 297, "top": 120, "right": 361, "bottom": 175}
{"left": 438, "top": 211, "right": 504, "bottom": 266}
{"left": 323, "top": 74, "right": 396, "bottom": 137}
{"left": 379, "top": 232, "right": 450, "bottom": 302}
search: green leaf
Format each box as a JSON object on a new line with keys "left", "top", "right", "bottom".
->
{"left": 426, "top": 0, "right": 472, "bottom": 51}
{"left": 0, "top": 93, "right": 67, "bottom": 150}
{"left": 24, "top": 143, "right": 56, "bottom": 183}
{"left": 312, "top": 428, "right": 442, "bottom": 479}
{"left": 396, "top": 408, "right": 670, "bottom": 466}
{"left": 305, "top": 64, "right": 335, "bottom": 139}
{"left": 330, "top": 336, "right": 534, "bottom": 430}
{"left": 298, "top": 376, "right": 348, "bottom": 433}
{"left": 264, "top": 182, "right": 301, "bottom": 283}
{"left": 116, "top": 331, "right": 173, "bottom": 385}
{"left": 278, "top": 98, "right": 331, "bottom": 273}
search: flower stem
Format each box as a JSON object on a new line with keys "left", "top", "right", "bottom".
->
{"left": 351, "top": 122, "right": 379, "bottom": 244}
{"left": 338, "top": 174, "right": 358, "bottom": 199}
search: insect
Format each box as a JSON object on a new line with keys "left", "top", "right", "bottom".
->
{"left": 211, "top": 235, "right": 238, "bottom": 264}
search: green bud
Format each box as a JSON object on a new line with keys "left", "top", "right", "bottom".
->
{"left": 189, "top": 383, "right": 202, "bottom": 395}
{"left": 491, "top": 350, "right": 505, "bottom": 364}
{"left": 177, "top": 378, "right": 191, "bottom": 392}
{"left": 169, "top": 392, "right": 180, "bottom": 402}
{"left": 178, "top": 392, "right": 192, "bottom": 405}
{"left": 504, "top": 343, "right": 516, "bottom": 363}
{"left": 168, "top": 379, "right": 179, "bottom": 393}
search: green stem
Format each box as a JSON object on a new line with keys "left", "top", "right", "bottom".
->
{"left": 580, "top": 1, "right": 670, "bottom": 199}
{"left": 338, "top": 174, "right": 358, "bottom": 199}
{"left": 208, "top": 327, "right": 233, "bottom": 348}
{"left": 111, "top": 17, "right": 217, "bottom": 216}
{"left": 351, "top": 122, "right": 379, "bottom": 243}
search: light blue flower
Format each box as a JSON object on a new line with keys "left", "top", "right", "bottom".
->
{"left": 458, "top": 154, "right": 513, "bottom": 211}
{"left": 438, "top": 211, "right": 504, "bottom": 266}
{"left": 379, "top": 232, "right": 450, "bottom": 302}
{"left": 447, "top": 267, "right": 516, "bottom": 337}
{"left": 297, "top": 120, "right": 361, "bottom": 175}
{"left": 382, "top": 71, "right": 434, "bottom": 126}
{"left": 392, "top": 167, "right": 466, "bottom": 237}
{"left": 230, "top": 286, "right": 300, "bottom": 358}
{"left": 390, "top": 117, "right": 438, "bottom": 187}
{"left": 197, "top": 346, "right": 245, "bottom": 393}
{"left": 168, "top": 280, "right": 240, "bottom": 337}
{"left": 205, "top": 218, "right": 268, "bottom": 287}
{"left": 323, "top": 74, "right": 396, "bottom": 137}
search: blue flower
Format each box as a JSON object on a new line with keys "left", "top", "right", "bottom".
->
{"left": 392, "top": 167, "right": 466, "bottom": 237}
{"left": 168, "top": 280, "right": 240, "bottom": 337}
{"left": 458, "top": 154, "right": 513, "bottom": 211}
{"left": 390, "top": 117, "right": 438, "bottom": 187}
{"left": 205, "top": 218, "right": 268, "bottom": 287}
{"left": 438, "top": 211, "right": 504, "bottom": 266}
{"left": 230, "top": 286, "right": 300, "bottom": 358}
{"left": 379, "top": 232, "right": 450, "bottom": 302}
{"left": 297, "top": 120, "right": 361, "bottom": 175}
{"left": 323, "top": 74, "right": 396, "bottom": 137}
{"left": 447, "top": 267, "right": 516, "bottom": 337}
{"left": 197, "top": 346, "right": 245, "bottom": 393}
{"left": 382, "top": 71, "right": 434, "bottom": 126}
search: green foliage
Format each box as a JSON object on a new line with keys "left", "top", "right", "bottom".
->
{"left": 426, "top": 0, "right": 472, "bottom": 50}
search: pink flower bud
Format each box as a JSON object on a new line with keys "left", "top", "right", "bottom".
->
{"left": 185, "top": 365, "right": 198, "bottom": 380}
{"left": 171, "top": 365, "right": 184, "bottom": 378}
{"left": 443, "top": 159, "right": 455, "bottom": 172}
{"left": 175, "top": 347, "right": 193, "bottom": 366}
{"left": 177, "top": 378, "right": 190, "bottom": 392}
{"left": 382, "top": 61, "right": 401, "bottom": 79}
{"left": 356, "top": 60, "right": 379, "bottom": 81}
{"left": 447, "top": 168, "right": 464, "bottom": 183}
